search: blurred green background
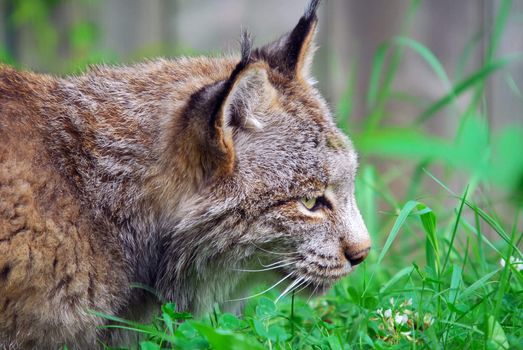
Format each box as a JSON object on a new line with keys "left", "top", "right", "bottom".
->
{"left": 2, "top": 0, "right": 522, "bottom": 120}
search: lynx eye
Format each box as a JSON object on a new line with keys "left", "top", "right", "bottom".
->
{"left": 299, "top": 195, "right": 333, "bottom": 212}
{"left": 300, "top": 197, "right": 317, "bottom": 210}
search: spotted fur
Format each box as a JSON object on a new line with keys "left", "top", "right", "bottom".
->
{"left": 0, "top": 1, "right": 370, "bottom": 348}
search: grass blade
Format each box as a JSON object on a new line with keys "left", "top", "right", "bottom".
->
{"left": 393, "top": 36, "right": 452, "bottom": 90}
{"left": 363, "top": 200, "right": 419, "bottom": 296}
{"left": 442, "top": 186, "right": 469, "bottom": 272}
{"left": 416, "top": 54, "right": 523, "bottom": 124}
{"left": 376, "top": 200, "right": 420, "bottom": 265}
{"left": 366, "top": 42, "right": 390, "bottom": 110}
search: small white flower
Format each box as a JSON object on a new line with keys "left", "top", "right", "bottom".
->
{"left": 501, "top": 256, "right": 523, "bottom": 272}
{"left": 402, "top": 331, "right": 415, "bottom": 342}
{"left": 423, "top": 313, "right": 434, "bottom": 327}
{"left": 510, "top": 256, "right": 523, "bottom": 272}
{"left": 376, "top": 308, "right": 383, "bottom": 317}
{"left": 395, "top": 313, "right": 408, "bottom": 325}
{"left": 384, "top": 309, "right": 392, "bottom": 318}
{"left": 401, "top": 298, "right": 413, "bottom": 308}
{"left": 389, "top": 297, "right": 395, "bottom": 306}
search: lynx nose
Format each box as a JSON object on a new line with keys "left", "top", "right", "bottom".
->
{"left": 342, "top": 239, "right": 371, "bottom": 266}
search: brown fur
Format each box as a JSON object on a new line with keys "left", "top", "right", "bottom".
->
{"left": 0, "top": 1, "right": 370, "bottom": 348}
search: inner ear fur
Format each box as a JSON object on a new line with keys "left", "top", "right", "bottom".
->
{"left": 222, "top": 63, "right": 276, "bottom": 130}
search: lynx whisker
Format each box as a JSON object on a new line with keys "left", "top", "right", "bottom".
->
{"left": 232, "top": 260, "right": 296, "bottom": 272}
{"left": 252, "top": 243, "right": 299, "bottom": 256}
{"left": 258, "top": 257, "right": 297, "bottom": 268}
{"left": 295, "top": 279, "right": 312, "bottom": 295}
{"left": 275, "top": 276, "right": 305, "bottom": 303}
{"left": 226, "top": 272, "right": 293, "bottom": 302}
{"left": 307, "top": 283, "right": 321, "bottom": 303}
{"left": 287, "top": 277, "right": 311, "bottom": 300}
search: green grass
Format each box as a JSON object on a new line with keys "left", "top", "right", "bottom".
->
{"left": 92, "top": 0, "right": 523, "bottom": 349}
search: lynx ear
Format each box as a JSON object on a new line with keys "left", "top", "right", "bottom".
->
{"left": 255, "top": 0, "right": 320, "bottom": 80}
{"left": 221, "top": 63, "right": 274, "bottom": 130}
{"left": 181, "top": 36, "right": 274, "bottom": 179}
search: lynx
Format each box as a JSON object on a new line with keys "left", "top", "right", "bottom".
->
{"left": 0, "top": 0, "right": 370, "bottom": 348}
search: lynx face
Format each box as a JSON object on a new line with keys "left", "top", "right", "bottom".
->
{"left": 225, "top": 59, "right": 371, "bottom": 290}
{"left": 230, "top": 89, "right": 371, "bottom": 295}
{"left": 158, "top": 0, "right": 370, "bottom": 309}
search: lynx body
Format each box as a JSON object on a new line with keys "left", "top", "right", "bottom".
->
{"left": 0, "top": 1, "right": 370, "bottom": 348}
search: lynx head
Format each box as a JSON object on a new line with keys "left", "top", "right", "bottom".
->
{"left": 157, "top": 0, "right": 370, "bottom": 312}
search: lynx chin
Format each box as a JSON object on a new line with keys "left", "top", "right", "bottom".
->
{"left": 0, "top": 0, "right": 370, "bottom": 348}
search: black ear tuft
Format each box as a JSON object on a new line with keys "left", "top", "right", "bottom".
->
{"left": 239, "top": 30, "right": 253, "bottom": 67}
{"left": 206, "top": 31, "right": 253, "bottom": 126}
{"left": 304, "top": 0, "right": 321, "bottom": 21}
{"left": 253, "top": 0, "right": 321, "bottom": 78}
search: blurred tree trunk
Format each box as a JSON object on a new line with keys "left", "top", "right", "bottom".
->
{"left": 489, "top": 0, "right": 523, "bottom": 129}
{"left": 98, "top": 0, "right": 177, "bottom": 57}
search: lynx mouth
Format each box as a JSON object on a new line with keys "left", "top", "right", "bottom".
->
{"left": 238, "top": 247, "right": 355, "bottom": 301}
{"left": 266, "top": 270, "right": 339, "bottom": 301}
{"left": 267, "top": 258, "right": 353, "bottom": 300}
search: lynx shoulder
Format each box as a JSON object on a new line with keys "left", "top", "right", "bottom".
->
{"left": 0, "top": 1, "right": 370, "bottom": 348}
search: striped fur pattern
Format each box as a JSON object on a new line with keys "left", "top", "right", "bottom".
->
{"left": 0, "top": 1, "right": 370, "bottom": 348}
